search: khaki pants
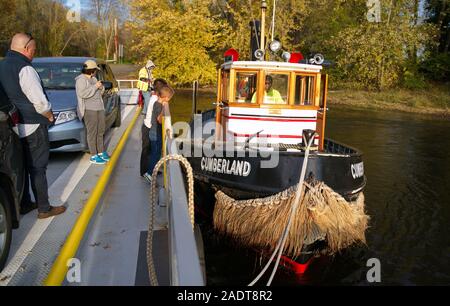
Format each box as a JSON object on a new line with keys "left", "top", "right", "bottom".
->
{"left": 84, "top": 110, "right": 105, "bottom": 155}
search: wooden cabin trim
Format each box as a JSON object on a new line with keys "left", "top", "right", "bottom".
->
{"left": 257, "top": 70, "right": 265, "bottom": 105}
{"left": 317, "top": 74, "right": 329, "bottom": 151}
{"left": 227, "top": 102, "right": 319, "bottom": 110}
{"left": 289, "top": 72, "right": 296, "bottom": 105}
{"left": 215, "top": 68, "right": 223, "bottom": 141}
{"left": 229, "top": 69, "right": 236, "bottom": 103}
{"left": 222, "top": 61, "right": 323, "bottom": 73}
{"left": 217, "top": 68, "right": 222, "bottom": 103}
{"left": 220, "top": 69, "right": 230, "bottom": 102}
{"left": 314, "top": 74, "right": 321, "bottom": 106}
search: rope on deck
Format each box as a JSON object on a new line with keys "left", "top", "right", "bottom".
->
{"left": 147, "top": 154, "right": 195, "bottom": 286}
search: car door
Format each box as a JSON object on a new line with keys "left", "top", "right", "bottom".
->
{"left": 97, "top": 64, "right": 115, "bottom": 127}
{"left": 104, "top": 64, "right": 120, "bottom": 125}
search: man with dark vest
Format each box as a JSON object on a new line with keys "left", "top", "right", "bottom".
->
{"left": 0, "top": 33, "right": 66, "bottom": 219}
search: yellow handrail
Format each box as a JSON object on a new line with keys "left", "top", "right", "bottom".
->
{"left": 44, "top": 106, "right": 142, "bottom": 286}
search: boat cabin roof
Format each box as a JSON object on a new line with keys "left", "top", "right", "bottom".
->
{"left": 221, "top": 61, "right": 323, "bottom": 73}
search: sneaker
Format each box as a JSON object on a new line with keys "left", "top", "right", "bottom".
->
{"left": 20, "top": 201, "right": 37, "bottom": 215}
{"left": 99, "top": 152, "right": 110, "bottom": 162}
{"left": 38, "top": 206, "right": 67, "bottom": 219}
{"left": 90, "top": 155, "right": 107, "bottom": 165}
{"left": 142, "top": 172, "right": 152, "bottom": 184}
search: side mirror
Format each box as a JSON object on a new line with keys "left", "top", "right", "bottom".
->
{"left": 102, "top": 81, "right": 113, "bottom": 90}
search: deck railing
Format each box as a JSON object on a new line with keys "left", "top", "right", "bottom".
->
{"left": 164, "top": 118, "right": 205, "bottom": 286}
{"left": 117, "top": 79, "right": 139, "bottom": 90}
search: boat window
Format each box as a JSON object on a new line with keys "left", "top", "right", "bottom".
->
{"left": 221, "top": 70, "right": 229, "bottom": 102}
{"left": 235, "top": 72, "right": 257, "bottom": 103}
{"left": 252, "top": 73, "right": 288, "bottom": 104}
{"left": 294, "top": 75, "right": 315, "bottom": 105}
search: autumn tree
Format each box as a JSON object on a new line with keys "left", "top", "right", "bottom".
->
{"left": 328, "top": 0, "right": 437, "bottom": 90}
{"left": 127, "top": 0, "right": 227, "bottom": 85}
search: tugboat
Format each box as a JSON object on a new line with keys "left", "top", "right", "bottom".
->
{"left": 176, "top": 0, "right": 368, "bottom": 279}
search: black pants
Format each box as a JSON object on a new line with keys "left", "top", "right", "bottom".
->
{"left": 21, "top": 124, "right": 51, "bottom": 213}
{"left": 140, "top": 123, "right": 150, "bottom": 176}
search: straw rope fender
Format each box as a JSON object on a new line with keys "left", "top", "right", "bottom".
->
{"left": 214, "top": 180, "right": 368, "bottom": 257}
{"left": 146, "top": 154, "right": 195, "bottom": 286}
{"left": 215, "top": 181, "right": 353, "bottom": 213}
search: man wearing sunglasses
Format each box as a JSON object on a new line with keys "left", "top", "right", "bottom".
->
{"left": 0, "top": 33, "right": 66, "bottom": 219}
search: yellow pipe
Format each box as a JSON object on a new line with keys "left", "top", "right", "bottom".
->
{"left": 44, "top": 106, "right": 142, "bottom": 286}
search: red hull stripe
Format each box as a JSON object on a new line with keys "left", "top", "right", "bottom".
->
{"left": 225, "top": 115, "right": 317, "bottom": 123}
{"left": 233, "top": 133, "right": 320, "bottom": 139}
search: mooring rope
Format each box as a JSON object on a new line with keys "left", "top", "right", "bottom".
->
{"left": 248, "top": 134, "right": 316, "bottom": 286}
{"left": 147, "top": 154, "right": 195, "bottom": 286}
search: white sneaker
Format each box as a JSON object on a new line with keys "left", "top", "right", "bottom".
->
{"left": 142, "top": 173, "right": 152, "bottom": 184}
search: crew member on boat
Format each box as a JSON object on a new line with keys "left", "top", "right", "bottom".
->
{"left": 251, "top": 75, "right": 284, "bottom": 104}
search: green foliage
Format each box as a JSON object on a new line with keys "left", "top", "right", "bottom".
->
{"left": 127, "top": 0, "right": 228, "bottom": 86}
{"left": 328, "top": 1, "right": 437, "bottom": 90}
{"left": 1, "top": 0, "right": 447, "bottom": 89}
{"left": 420, "top": 52, "right": 450, "bottom": 82}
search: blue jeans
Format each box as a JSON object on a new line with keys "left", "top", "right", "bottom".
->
{"left": 147, "top": 128, "right": 162, "bottom": 175}
{"left": 142, "top": 91, "right": 151, "bottom": 115}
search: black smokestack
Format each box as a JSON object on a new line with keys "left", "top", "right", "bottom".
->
{"left": 249, "top": 20, "right": 261, "bottom": 61}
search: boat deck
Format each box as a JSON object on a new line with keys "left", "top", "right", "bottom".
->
{"left": 0, "top": 90, "right": 176, "bottom": 286}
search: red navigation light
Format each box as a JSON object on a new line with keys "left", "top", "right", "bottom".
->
{"left": 289, "top": 52, "right": 304, "bottom": 63}
{"left": 224, "top": 48, "right": 239, "bottom": 62}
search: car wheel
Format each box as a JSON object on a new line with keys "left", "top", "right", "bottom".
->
{"left": 0, "top": 188, "right": 12, "bottom": 272}
{"left": 112, "top": 99, "right": 121, "bottom": 128}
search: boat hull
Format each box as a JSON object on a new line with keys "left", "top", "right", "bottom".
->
{"left": 178, "top": 139, "right": 366, "bottom": 201}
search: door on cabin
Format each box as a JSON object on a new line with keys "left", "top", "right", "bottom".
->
{"left": 316, "top": 74, "right": 328, "bottom": 151}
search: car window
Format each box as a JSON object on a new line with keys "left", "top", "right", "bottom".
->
{"left": 96, "top": 65, "right": 106, "bottom": 82}
{"left": 33, "top": 63, "right": 82, "bottom": 89}
{"left": 105, "top": 65, "right": 116, "bottom": 84}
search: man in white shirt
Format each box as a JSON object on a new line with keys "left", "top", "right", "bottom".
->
{"left": 140, "top": 78, "right": 167, "bottom": 177}
{"left": 0, "top": 33, "right": 66, "bottom": 219}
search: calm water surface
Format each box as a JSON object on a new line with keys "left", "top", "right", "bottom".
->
{"left": 171, "top": 89, "right": 450, "bottom": 285}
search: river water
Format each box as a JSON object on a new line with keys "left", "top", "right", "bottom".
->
{"left": 171, "top": 90, "right": 450, "bottom": 286}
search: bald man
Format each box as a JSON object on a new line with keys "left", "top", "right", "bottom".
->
{"left": 0, "top": 33, "right": 66, "bottom": 219}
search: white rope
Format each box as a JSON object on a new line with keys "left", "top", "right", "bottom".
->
{"left": 271, "top": 0, "right": 277, "bottom": 42}
{"left": 248, "top": 133, "right": 316, "bottom": 286}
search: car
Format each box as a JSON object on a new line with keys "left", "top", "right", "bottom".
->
{"left": 0, "top": 83, "right": 25, "bottom": 272}
{"left": 32, "top": 57, "right": 122, "bottom": 152}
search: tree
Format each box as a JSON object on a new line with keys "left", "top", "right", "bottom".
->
{"left": 127, "top": 0, "right": 227, "bottom": 85}
{"left": 89, "top": 0, "right": 124, "bottom": 60}
{"left": 329, "top": 0, "right": 437, "bottom": 90}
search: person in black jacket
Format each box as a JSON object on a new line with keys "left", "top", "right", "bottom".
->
{"left": 0, "top": 33, "right": 66, "bottom": 219}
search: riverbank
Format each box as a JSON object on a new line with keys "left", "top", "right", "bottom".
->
{"left": 176, "top": 85, "right": 450, "bottom": 118}
{"left": 328, "top": 86, "right": 450, "bottom": 118}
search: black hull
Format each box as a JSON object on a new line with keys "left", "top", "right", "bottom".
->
{"left": 178, "top": 138, "right": 366, "bottom": 201}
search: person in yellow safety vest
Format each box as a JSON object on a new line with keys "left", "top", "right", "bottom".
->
{"left": 251, "top": 75, "right": 284, "bottom": 104}
{"left": 138, "top": 60, "right": 156, "bottom": 114}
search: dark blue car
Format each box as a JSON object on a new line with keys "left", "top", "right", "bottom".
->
{"left": 32, "top": 57, "right": 122, "bottom": 152}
